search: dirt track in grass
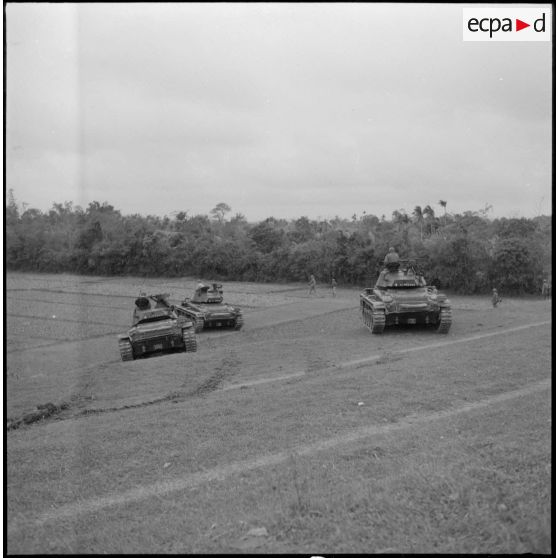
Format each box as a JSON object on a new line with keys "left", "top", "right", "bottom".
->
{"left": 6, "top": 272, "right": 553, "bottom": 554}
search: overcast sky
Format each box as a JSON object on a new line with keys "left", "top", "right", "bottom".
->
{"left": 6, "top": 3, "right": 553, "bottom": 222}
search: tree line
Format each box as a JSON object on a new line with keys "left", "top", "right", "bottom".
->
{"left": 5, "top": 192, "right": 551, "bottom": 295}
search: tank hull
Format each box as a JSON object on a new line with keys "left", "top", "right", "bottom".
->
{"left": 180, "top": 301, "right": 243, "bottom": 330}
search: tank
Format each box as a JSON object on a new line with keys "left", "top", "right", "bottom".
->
{"left": 359, "top": 259, "right": 452, "bottom": 334}
{"left": 117, "top": 295, "right": 198, "bottom": 361}
{"left": 180, "top": 283, "right": 244, "bottom": 331}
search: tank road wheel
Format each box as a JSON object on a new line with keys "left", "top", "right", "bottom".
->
{"left": 362, "top": 305, "right": 373, "bottom": 330}
{"left": 370, "top": 309, "right": 386, "bottom": 334}
{"left": 361, "top": 305, "right": 372, "bottom": 329}
{"left": 234, "top": 315, "right": 244, "bottom": 331}
{"left": 362, "top": 305, "right": 385, "bottom": 334}
{"left": 182, "top": 329, "right": 198, "bottom": 352}
{"left": 436, "top": 307, "right": 452, "bottom": 334}
{"left": 194, "top": 317, "right": 205, "bottom": 333}
{"left": 119, "top": 339, "right": 134, "bottom": 361}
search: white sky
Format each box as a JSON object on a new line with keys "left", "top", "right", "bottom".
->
{"left": 5, "top": 3, "right": 553, "bottom": 221}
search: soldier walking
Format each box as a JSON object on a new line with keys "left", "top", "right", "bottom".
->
{"left": 308, "top": 274, "right": 317, "bottom": 296}
{"left": 331, "top": 277, "right": 337, "bottom": 297}
{"left": 491, "top": 288, "right": 502, "bottom": 308}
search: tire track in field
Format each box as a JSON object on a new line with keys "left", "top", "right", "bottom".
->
{"left": 7, "top": 378, "right": 550, "bottom": 532}
{"left": 339, "top": 320, "right": 551, "bottom": 368}
{"left": 6, "top": 331, "right": 125, "bottom": 354}
{"left": 7, "top": 320, "right": 550, "bottom": 428}
{"left": 7, "top": 295, "right": 130, "bottom": 311}
{"left": 6, "top": 354, "right": 239, "bottom": 430}
{"left": 7, "top": 313, "right": 128, "bottom": 329}
{"left": 221, "top": 320, "right": 551, "bottom": 391}
{"left": 6, "top": 288, "right": 131, "bottom": 298}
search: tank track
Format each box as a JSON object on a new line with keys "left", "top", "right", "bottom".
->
{"left": 234, "top": 315, "right": 244, "bottom": 331}
{"left": 436, "top": 307, "right": 452, "bottom": 334}
{"left": 182, "top": 329, "right": 198, "bottom": 352}
{"left": 362, "top": 304, "right": 386, "bottom": 334}
{"left": 118, "top": 339, "right": 134, "bottom": 361}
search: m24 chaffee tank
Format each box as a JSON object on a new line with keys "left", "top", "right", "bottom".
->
{"left": 180, "top": 283, "right": 243, "bottom": 331}
{"left": 360, "top": 260, "right": 452, "bottom": 334}
{"left": 117, "top": 295, "right": 197, "bottom": 361}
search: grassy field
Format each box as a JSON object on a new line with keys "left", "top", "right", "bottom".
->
{"left": 6, "top": 272, "right": 553, "bottom": 553}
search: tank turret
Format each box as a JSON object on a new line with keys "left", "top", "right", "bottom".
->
{"left": 191, "top": 283, "right": 224, "bottom": 304}
{"left": 375, "top": 260, "right": 427, "bottom": 288}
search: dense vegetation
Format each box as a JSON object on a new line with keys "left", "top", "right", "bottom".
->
{"left": 5, "top": 192, "right": 551, "bottom": 294}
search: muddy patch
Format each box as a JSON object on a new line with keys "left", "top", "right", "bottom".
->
{"left": 188, "top": 355, "right": 241, "bottom": 397}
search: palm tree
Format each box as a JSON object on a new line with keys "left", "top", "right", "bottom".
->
{"left": 392, "top": 210, "right": 408, "bottom": 231}
{"left": 392, "top": 209, "right": 411, "bottom": 246}
{"left": 438, "top": 200, "right": 447, "bottom": 225}
{"left": 422, "top": 204, "right": 435, "bottom": 235}
{"left": 413, "top": 205, "right": 424, "bottom": 241}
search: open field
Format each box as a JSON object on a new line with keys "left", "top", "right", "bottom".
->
{"left": 6, "top": 272, "right": 553, "bottom": 553}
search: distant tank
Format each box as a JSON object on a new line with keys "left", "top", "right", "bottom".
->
{"left": 180, "top": 283, "right": 243, "bottom": 331}
{"left": 117, "top": 295, "right": 197, "bottom": 361}
{"left": 360, "top": 259, "right": 452, "bottom": 334}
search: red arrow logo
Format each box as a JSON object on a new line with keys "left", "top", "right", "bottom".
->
{"left": 516, "top": 19, "right": 530, "bottom": 31}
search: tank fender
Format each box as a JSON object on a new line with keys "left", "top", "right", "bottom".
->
{"left": 175, "top": 305, "right": 204, "bottom": 320}
{"left": 360, "top": 295, "right": 386, "bottom": 311}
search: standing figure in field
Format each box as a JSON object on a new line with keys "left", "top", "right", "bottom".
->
{"left": 308, "top": 274, "right": 317, "bottom": 296}
{"left": 542, "top": 279, "right": 550, "bottom": 299}
{"left": 491, "top": 288, "right": 502, "bottom": 308}
{"left": 331, "top": 277, "right": 337, "bottom": 298}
